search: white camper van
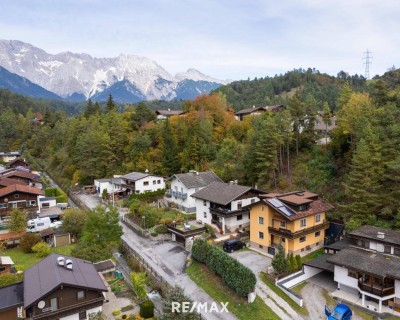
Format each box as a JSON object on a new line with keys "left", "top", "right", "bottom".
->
{"left": 27, "top": 217, "right": 51, "bottom": 232}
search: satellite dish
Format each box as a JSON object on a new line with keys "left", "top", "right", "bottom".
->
{"left": 38, "top": 301, "right": 45, "bottom": 309}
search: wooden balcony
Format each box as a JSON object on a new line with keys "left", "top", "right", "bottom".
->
{"left": 26, "top": 297, "right": 104, "bottom": 320}
{"left": 167, "top": 223, "right": 207, "bottom": 238}
{"left": 268, "top": 220, "right": 329, "bottom": 240}
{"left": 210, "top": 207, "right": 249, "bottom": 218}
{"left": 358, "top": 280, "right": 395, "bottom": 297}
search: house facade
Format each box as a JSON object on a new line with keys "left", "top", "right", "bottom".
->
{"left": 192, "top": 181, "right": 263, "bottom": 234}
{"left": 234, "top": 105, "right": 284, "bottom": 121}
{"left": 0, "top": 185, "right": 43, "bottom": 218}
{"left": 2, "top": 170, "right": 43, "bottom": 189}
{"left": 249, "top": 191, "right": 332, "bottom": 256}
{"left": 0, "top": 282, "right": 24, "bottom": 320}
{"left": 165, "top": 171, "right": 222, "bottom": 213}
{"left": 327, "top": 225, "right": 400, "bottom": 313}
{"left": 0, "top": 151, "right": 21, "bottom": 163}
{"left": 94, "top": 178, "right": 124, "bottom": 197}
{"left": 6, "top": 158, "right": 29, "bottom": 169}
{"left": 24, "top": 254, "right": 107, "bottom": 320}
{"left": 155, "top": 109, "right": 185, "bottom": 120}
{"left": 120, "top": 172, "right": 165, "bottom": 195}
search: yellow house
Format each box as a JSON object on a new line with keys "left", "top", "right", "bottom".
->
{"left": 249, "top": 191, "right": 333, "bottom": 256}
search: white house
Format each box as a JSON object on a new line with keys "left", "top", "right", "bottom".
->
{"left": 94, "top": 178, "right": 123, "bottom": 197}
{"left": 165, "top": 171, "right": 222, "bottom": 213}
{"left": 38, "top": 196, "right": 57, "bottom": 208}
{"left": 121, "top": 172, "right": 165, "bottom": 194}
{"left": 0, "top": 151, "right": 20, "bottom": 163}
{"left": 326, "top": 226, "right": 400, "bottom": 313}
{"left": 191, "top": 181, "right": 264, "bottom": 234}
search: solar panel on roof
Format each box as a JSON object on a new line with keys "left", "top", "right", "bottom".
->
{"left": 267, "top": 198, "right": 296, "bottom": 216}
{"left": 280, "top": 206, "right": 295, "bottom": 216}
{"left": 268, "top": 198, "right": 284, "bottom": 208}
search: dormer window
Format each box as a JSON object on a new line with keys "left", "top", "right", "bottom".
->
{"left": 297, "top": 204, "right": 308, "bottom": 211}
{"left": 14, "top": 194, "right": 19, "bottom": 198}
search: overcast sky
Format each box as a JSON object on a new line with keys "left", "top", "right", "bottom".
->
{"left": 0, "top": 0, "right": 399, "bottom": 81}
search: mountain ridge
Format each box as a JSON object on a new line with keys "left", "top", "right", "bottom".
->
{"left": 0, "top": 39, "right": 228, "bottom": 102}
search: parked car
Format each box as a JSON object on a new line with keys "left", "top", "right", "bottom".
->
{"left": 223, "top": 239, "right": 246, "bottom": 253}
{"left": 325, "top": 303, "right": 352, "bottom": 320}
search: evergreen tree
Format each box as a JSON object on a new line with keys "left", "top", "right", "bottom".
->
{"left": 322, "top": 102, "right": 332, "bottom": 146}
{"left": 342, "top": 124, "right": 384, "bottom": 225}
{"left": 9, "top": 209, "right": 26, "bottom": 232}
{"left": 271, "top": 244, "right": 290, "bottom": 274}
{"left": 131, "top": 102, "right": 156, "bottom": 130}
{"left": 105, "top": 94, "right": 117, "bottom": 113}
{"left": 84, "top": 99, "right": 95, "bottom": 118}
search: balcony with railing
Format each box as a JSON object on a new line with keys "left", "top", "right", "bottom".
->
{"left": 358, "top": 279, "right": 395, "bottom": 297}
{"left": 210, "top": 207, "right": 249, "bottom": 217}
{"left": 166, "top": 189, "right": 188, "bottom": 200}
{"left": 268, "top": 220, "right": 329, "bottom": 239}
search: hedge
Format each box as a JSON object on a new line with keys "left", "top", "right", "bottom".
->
{"left": 129, "top": 189, "right": 165, "bottom": 201}
{"left": 45, "top": 187, "right": 68, "bottom": 203}
{"left": 191, "top": 238, "right": 256, "bottom": 297}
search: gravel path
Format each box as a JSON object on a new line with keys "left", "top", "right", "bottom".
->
{"left": 301, "top": 283, "right": 364, "bottom": 320}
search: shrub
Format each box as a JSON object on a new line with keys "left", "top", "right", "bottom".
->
{"left": 295, "top": 255, "right": 302, "bottom": 270}
{"left": 191, "top": 238, "right": 256, "bottom": 297}
{"left": 204, "top": 224, "right": 216, "bottom": 238}
{"left": 154, "top": 224, "right": 168, "bottom": 234}
{"left": 272, "top": 244, "right": 290, "bottom": 274}
{"left": 121, "top": 305, "right": 134, "bottom": 312}
{"left": 0, "top": 273, "right": 23, "bottom": 287}
{"left": 32, "top": 241, "right": 51, "bottom": 258}
{"left": 159, "top": 218, "right": 173, "bottom": 225}
{"left": 20, "top": 233, "right": 41, "bottom": 253}
{"left": 140, "top": 300, "right": 154, "bottom": 319}
{"left": 112, "top": 310, "right": 121, "bottom": 316}
{"left": 150, "top": 232, "right": 158, "bottom": 237}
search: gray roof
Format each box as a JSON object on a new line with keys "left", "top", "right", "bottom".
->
{"left": 170, "top": 171, "right": 222, "bottom": 189}
{"left": 327, "top": 247, "right": 400, "bottom": 280}
{"left": 24, "top": 254, "right": 107, "bottom": 308}
{"left": 235, "top": 105, "right": 283, "bottom": 115}
{"left": 95, "top": 178, "right": 112, "bottom": 183}
{"left": 349, "top": 225, "right": 400, "bottom": 246}
{"left": 122, "top": 172, "right": 150, "bottom": 181}
{"left": 156, "top": 109, "right": 185, "bottom": 116}
{"left": 39, "top": 197, "right": 55, "bottom": 202}
{"left": 93, "top": 259, "right": 116, "bottom": 272}
{"left": 191, "top": 181, "right": 261, "bottom": 206}
{"left": 39, "top": 206, "right": 63, "bottom": 218}
{"left": 303, "top": 254, "right": 334, "bottom": 272}
{"left": 324, "top": 238, "right": 351, "bottom": 251}
{"left": 0, "top": 282, "right": 24, "bottom": 311}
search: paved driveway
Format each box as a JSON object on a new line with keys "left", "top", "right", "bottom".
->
{"left": 230, "top": 249, "right": 272, "bottom": 274}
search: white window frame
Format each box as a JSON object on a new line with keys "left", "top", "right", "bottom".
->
{"left": 300, "top": 219, "right": 307, "bottom": 227}
{"left": 258, "top": 217, "right": 264, "bottom": 225}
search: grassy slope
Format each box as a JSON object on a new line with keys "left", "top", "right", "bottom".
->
{"left": 187, "top": 260, "right": 279, "bottom": 320}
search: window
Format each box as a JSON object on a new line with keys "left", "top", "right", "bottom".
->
{"left": 143, "top": 181, "right": 149, "bottom": 186}
{"left": 259, "top": 232, "right": 264, "bottom": 239}
{"left": 315, "top": 214, "right": 321, "bottom": 222}
{"left": 153, "top": 180, "right": 156, "bottom": 185}
{"left": 298, "top": 204, "right": 308, "bottom": 211}
{"left": 259, "top": 245, "right": 263, "bottom": 249}
{"left": 50, "top": 297, "right": 58, "bottom": 311}
{"left": 258, "top": 217, "right": 264, "bottom": 225}
{"left": 237, "top": 201, "right": 242, "bottom": 209}
{"left": 300, "top": 219, "right": 307, "bottom": 227}
{"left": 203, "top": 200, "right": 207, "bottom": 206}
{"left": 280, "top": 237, "right": 286, "bottom": 243}
{"left": 299, "top": 236, "right": 306, "bottom": 243}
{"left": 301, "top": 248, "right": 304, "bottom": 252}
{"left": 237, "top": 215, "right": 243, "bottom": 221}
{"left": 79, "top": 311, "right": 87, "bottom": 320}
{"left": 0, "top": 204, "right": 7, "bottom": 209}
{"left": 315, "top": 231, "right": 321, "bottom": 237}
{"left": 0, "top": 266, "right": 6, "bottom": 273}
{"left": 316, "top": 242, "right": 319, "bottom": 246}
{"left": 203, "top": 212, "right": 207, "bottom": 219}
{"left": 394, "top": 247, "right": 400, "bottom": 256}
{"left": 157, "top": 180, "right": 161, "bottom": 184}
{"left": 261, "top": 206, "right": 264, "bottom": 211}
{"left": 384, "top": 245, "right": 391, "bottom": 254}
{"left": 279, "top": 221, "right": 286, "bottom": 228}
{"left": 251, "top": 199, "right": 255, "bottom": 204}
{"left": 77, "top": 290, "right": 85, "bottom": 300}
{"left": 14, "top": 194, "right": 19, "bottom": 198}
{"left": 348, "top": 270, "right": 358, "bottom": 278}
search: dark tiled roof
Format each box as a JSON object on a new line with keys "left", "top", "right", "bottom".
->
{"left": 24, "top": 254, "right": 107, "bottom": 308}
{"left": 39, "top": 206, "right": 63, "bottom": 218}
{"left": 349, "top": 225, "right": 400, "bottom": 246}
{"left": 93, "top": 259, "right": 116, "bottom": 272}
{"left": 191, "top": 181, "right": 261, "bottom": 206}
{"left": 303, "top": 254, "right": 334, "bottom": 272}
{"left": 6, "top": 158, "right": 29, "bottom": 167}
{"left": 156, "top": 109, "right": 185, "bottom": 116}
{"left": 324, "top": 238, "right": 351, "bottom": 251}
{"left": 0, "top": 282, "right": 24, "bottom": 311}
{"left": 0, "top": 231, "right": 25, "bottom": 241}
{"left": 122, "top": 172, "right": 150, "bottom": 181}
{"left": 327, "top": 247, "right": 400, "bottom": 280}
{"left": 40, "top": 228, "right": 54, "bottom": 237}
{"left": 278, "top": 194, "right": 313, "bottom": 205}
{"left": 4, "top": 170, "right": 42, "bottom": 183}
{"left": 0, "top": 184, "right": 44, "bottom": 197}
{"left": 170, "top": 171, "right": 222, "bottom": 189}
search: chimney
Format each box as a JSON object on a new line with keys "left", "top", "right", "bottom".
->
{"left": 145, "top": 168, "right": 149, "bottom": 173}
{"left": 229, "top": 181, "right": 234, "bottom": 185}
{"left": 234, "top": 180, "right": 238, "bottom": 185}
{"left": 377, "top": 232, "right": 385, "bottom": 239}
{"left": 65, "top": 259, "right": 73, "bottom": 270}
{"left": 57, "top": 256, "right": 65, "bottom": 266}
{"left": 252, "top": 105, "right": 255, "bottom": 108}
{"left": 168, "top": 108, "right": 171, "bottom": 111}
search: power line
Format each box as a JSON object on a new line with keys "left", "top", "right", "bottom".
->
{"left": 363, "top": 49, "right": 373, "bottom": 79}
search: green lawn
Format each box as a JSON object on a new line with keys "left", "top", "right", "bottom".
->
{"left": 301, "top": 248, "right": 324, "bottom": 263}
{"left": 187, "top": 260, "right": 280, "bottom": 320}
{"left": 290, "top": 281, "right": 308, "bottom": 296}
{"left": 259, "top": 272, "right": 309, "bottom": 316}
{"left": 5, "top": 244, "right": 75, "bottom": 271}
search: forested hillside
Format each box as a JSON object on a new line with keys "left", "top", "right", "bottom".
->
{"left": 213, "top": 68, "right": 367, "bottom": 111}
{"left": 1, "top": 68, "right": 400, "bottom": 230}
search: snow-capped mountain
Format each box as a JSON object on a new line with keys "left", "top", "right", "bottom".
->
{"left": 0, "top": 40, "right": 228, "bottom": 102}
